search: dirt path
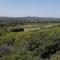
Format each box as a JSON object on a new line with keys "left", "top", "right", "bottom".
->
{"left": 25, "top": 24, "right": 59, "bottom": 32}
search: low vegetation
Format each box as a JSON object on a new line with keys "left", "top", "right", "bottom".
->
{"left": 0, "top": 21, "right": 60, "bottom": 60}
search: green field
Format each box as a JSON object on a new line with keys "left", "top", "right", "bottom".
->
{"left": 0, "top": 23, "right": 60, "bottom": 60}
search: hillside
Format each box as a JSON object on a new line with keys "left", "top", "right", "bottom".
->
{"left": 0, "top": 22, "right": 60, "bottom": 60}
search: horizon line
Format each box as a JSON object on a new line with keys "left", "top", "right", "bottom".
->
{"left": 0, "top": 16, "right": 60, "bottom": 18}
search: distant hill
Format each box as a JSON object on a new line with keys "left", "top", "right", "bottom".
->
{"left": 0, "top": 17, "right": 60, "bottom": 23}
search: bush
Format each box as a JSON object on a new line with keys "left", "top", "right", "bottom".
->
{"left": 7, "top": 27, "right": 24, "bottom": 32}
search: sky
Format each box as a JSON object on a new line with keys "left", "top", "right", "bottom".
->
{"left": 0, "top": 0, "right": 60, "bottom": 17}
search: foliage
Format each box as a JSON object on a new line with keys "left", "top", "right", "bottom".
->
{"left": 0, "top": 22, "right": 60, "bottom": 60}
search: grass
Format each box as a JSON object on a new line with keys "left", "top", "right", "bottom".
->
{"left": 0, "top": 23, "right": 60, "bottom": 60}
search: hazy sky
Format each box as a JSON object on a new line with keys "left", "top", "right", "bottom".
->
{"left": 0, "top": 0, "right": 60, "bottom": 17}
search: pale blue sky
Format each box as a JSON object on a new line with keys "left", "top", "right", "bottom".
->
{"left": 0, "top": 0, "right": 60, "bottom": 17}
